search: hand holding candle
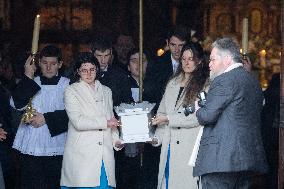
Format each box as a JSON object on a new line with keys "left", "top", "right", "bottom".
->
{"left": 242, "top": 18, "right": 248, "bottom": 55}
{"left": 31, "top": 15, "right": 40, "bottom": 55}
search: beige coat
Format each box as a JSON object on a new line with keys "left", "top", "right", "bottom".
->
{"left": 154, "top": 76, "right": 201, "bottom": 189}
{"left": 60, "top": 80, "right": 120, "bottom": 187}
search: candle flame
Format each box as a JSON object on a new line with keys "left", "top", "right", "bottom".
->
{"left": 259, "top": 49, "right": 266, "bottom": 57}
{"left": 157, "top": 48, "right": 165, "bottom": 56}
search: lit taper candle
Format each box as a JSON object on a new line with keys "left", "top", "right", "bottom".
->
{"left": 31, "top": 14, "right": 40, "bottom": 54}
{"left": 242, "top": 18, "right": 248, "bottom": 55}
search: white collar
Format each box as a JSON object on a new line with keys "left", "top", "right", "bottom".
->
{"left": 171, "top": 54, "right": 179, "bottom": 73}
{"left": 224, "top": 63, "right": 243, "bottom": 73}
{"left": 102, "top": 66, "right": 108, "bottom": 72}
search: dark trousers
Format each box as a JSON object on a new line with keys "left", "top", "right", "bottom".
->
{"left": 19, "top": 153, "right": 63, "bottom": 189}
{"left": 140, "top": 144, "right": 160, "bottom": 189}
{"left": 115, "top": 149, "right": 141, "bottom": 189}
{"left": 115, "top": 144, "right": 161, "bottom": 189}
{"left": 201, "top": 172, "right": 253, "bottom": 189}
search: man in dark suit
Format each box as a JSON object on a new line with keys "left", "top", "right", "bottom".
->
{"left": 144, "top": 25, "right": 188, "bottom": 109}
{"left": 193, "top": 38, "right": 268, "bottom": 189}
{"left": 91, "top": 35, "right": 132, "bottom": 106}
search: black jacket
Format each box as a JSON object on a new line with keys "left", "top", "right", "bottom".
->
{"left": 0, "top": 84, "right": 11, "bottom": 132}
{"left": 99, "top": 66, "right": 133, "bottom": 106}
{"left": 143, "top": 51, "right": 174, "bottom": 112}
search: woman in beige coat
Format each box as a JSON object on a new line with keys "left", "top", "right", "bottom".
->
{"left": 151, "top": 42, "right": 209, "bottom": 189}
{"left": 60, "top": 52, "right": 122, "bottom": 189}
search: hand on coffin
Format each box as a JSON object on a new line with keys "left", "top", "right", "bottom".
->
{"left": 115, "top": 140, "right": 125, "bottom": 149}
{"left": 107, "top": 117, "right": 119, "bottom": 129}
{"left": 146, "top": 138, "right": 158, "bottom": 145}
{"left": 151, "top": 115, "right": 169, "bottom": 126}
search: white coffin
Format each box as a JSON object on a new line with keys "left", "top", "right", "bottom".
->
{"left": 115, "top": 102, "right": 155, "bottom": 143}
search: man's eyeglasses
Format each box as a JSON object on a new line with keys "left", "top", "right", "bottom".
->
{"left": 79, "top": 68, "right": 96, "bottom": 74}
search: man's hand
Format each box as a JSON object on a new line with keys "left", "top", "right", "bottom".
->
{"left": 107, "top": 117, "right": 119, "bottom": 129}
{"left": 30, "top": 112, "right": 46, "bottom": 128}
{"left": 24, "top": 55, "right": 37, "bottom": 79}
{"left": 151, "top": 115, "right": 169, "bottom": 126}
{"left": 0, "top": 128, "right": 7, "bottom": 141}
{"left": 243, "top": 56, "right": 252, "bottom": 72}
{"left": 195, "top": 100, "right": 200, "bottom": 112}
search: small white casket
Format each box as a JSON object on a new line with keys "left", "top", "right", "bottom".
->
{"left": 114, "top": 101, "right": 155, "bottom": 143}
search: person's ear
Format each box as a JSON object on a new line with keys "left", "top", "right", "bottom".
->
{"left": 166, "top": 39, "right": 169, "bottom": 47}
{"left": 224, "top": 55, "right": 232, "bottom": 66}
{"left": 128, "top": 65, "right": 131, "bottom": 72}
{"left": 58, "top": 61, "right": 63, "bottom": 69}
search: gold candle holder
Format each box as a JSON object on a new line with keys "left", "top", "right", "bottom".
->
{"left": 21, "top": 98, "right": 36, "bottom": 124}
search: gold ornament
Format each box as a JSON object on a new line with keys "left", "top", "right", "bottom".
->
{"left": 21, "top": 98, "right": 36, "bottom": 124}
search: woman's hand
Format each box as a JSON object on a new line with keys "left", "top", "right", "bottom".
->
{"left": 107, "top": 117, "right": 119, "bottom": 129}
{"left": 146, "top": 138, "right": 158, "bottom": 145}
{"left": 151, "top": 115, "right": 169, "bottom": 126}
{"left": 114, "top": 140, "right": 125, "bottom": 149}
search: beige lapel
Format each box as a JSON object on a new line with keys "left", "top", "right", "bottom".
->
{"left": 74, "top": 80, "right": 106, "bottom": 116}
{"left": 167, "top": 77, "right": 184, "bottom": 112}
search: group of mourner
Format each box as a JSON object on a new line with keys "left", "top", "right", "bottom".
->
{"left": 0, "top": 26, "right": 268, "bottom": 189}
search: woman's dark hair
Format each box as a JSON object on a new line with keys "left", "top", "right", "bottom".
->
{"left": 174, "top": 42, "right": 209, "bottom": 105}
{"left": 73, "top": 52, "right": 100, "bottom": 82}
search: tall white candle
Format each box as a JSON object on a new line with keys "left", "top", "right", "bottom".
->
{"left": 31, "top": 15, "right": 40, "bottom": 54}
{"left": 242, "top": 18, "right": 248, "bottom": 55}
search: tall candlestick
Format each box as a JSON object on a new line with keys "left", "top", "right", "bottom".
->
{"left": 259, "top": 49, "right": 266, "bottom": 68}
{"left": 242, "top": 18, "right": 248, "bottom": 55}
{"left": 31, "top": 15, "right": 40, "bottom": 54}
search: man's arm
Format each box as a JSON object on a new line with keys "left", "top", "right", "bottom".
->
{"left": 117, "top": 72, "right": 133, "bottom": 104}
{"left": 11, "top": 56, "right": 39, "bottom": 109}
{"left": 11, "top": 75, "right": 40, "bottom": 109}
{"left": 196, "top": 78, "right": 234, "bottom": 126}
{"left": 44, "top": 110, "right": 69, "bottom": 137}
